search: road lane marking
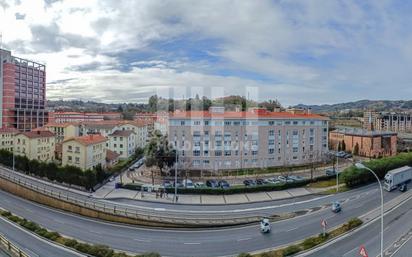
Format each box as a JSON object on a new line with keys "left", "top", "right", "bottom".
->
{"left": 285, "top": 227, "right": 298, "bottom": 232}
{"left": 133, "top": 238, "right": 152, "bottom": 243}
{"left": 237, "top": 238, "right": 252, "bottom": 241}
{"left": 183, "top": 242, "right": 201, "bottom": 245}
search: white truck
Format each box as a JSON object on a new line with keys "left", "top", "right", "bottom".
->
{"left": 383, "top": 166, "right": 412, "bottom": 192}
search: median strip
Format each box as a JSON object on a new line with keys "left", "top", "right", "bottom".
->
{"left": 0, "top": 208, "right": 160, "bottom": 257}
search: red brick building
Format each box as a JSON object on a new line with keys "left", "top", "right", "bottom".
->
{"left": 0, "top": 49, "right": 47, "bottom": 131}
{"left": 329, "top": 128, "right": 397, "bottom": 158}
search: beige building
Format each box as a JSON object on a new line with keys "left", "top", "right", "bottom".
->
{"left": 169, "top": 107, "right": 329, "bottom": 171}
{"left": 364, "top": 111, "right": 412, "bottom": 133}
{"left": 14, "top": 131, "right": 56, "bottom": 162}
{"left": 62, "top": 134, "right": 108, "bottom": 171}
{"left": 108, "top": 130, "right": 136, "bottom": 159}
{"left": 44, "top": 122, "right": 80, "bottom": 143}
{"left": 0, "top": 127, "right": 19, "bottom": 152}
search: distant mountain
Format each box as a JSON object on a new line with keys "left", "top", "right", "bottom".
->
{"left": 294, "top": 100, "right": 412, "bottom": 114}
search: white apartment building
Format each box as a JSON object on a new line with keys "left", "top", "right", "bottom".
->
{"left": 108, "top": 130, "right": 136, "bottom": 159}
{"left": 0, "top": 127, "right": 19, "bottom": 152}
{"left": 169, "top": 107, "right": 329, "bottom": 171}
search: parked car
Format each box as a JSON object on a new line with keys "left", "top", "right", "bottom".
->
{"left": 243, "top": 179, "right": 256, "bottom": 187}
{"left": 182, "top": 179, "right": 195, "bottom": 189}
{"left": 256, "top": 178, "right": 267, "bottom": 185}
{"left": 194, "top": 182, "right": 206, "bottom": 188}
{"left": 260, "top": 218, "right": 271, "bottom": 233}
{"left": 326, "top": 168, "right": 337, "bottom": 176}
{"left": 163, "top": 180, "right": 172, "bottom": 188}
{"left": 344, "top": 153, "right": 352, "bottom": 159}
{"left": 173, "top": 181, "right": 183, "bottom": 188}
{"left": 277, "top": 175, "right": 287, "bottom": 182}
{"left": 288, "top": 175, "right": 304, "bottom": 182}
{"left": 218, "top": 180, "right": 230, "bottom": 189}
{"left": 206, "top": 179, "right": 218, "bottom": 188}
{"left": 277, "top": 176, "right": 294, "bottom": 183}
{"left": 266, "top": 178, "right": 283, "bottom": 185}
{"left": 331, "top": 201, "right": 342, "bottom": 213}
{"left": 336, "top": 151, "right": 346, "bottom": 158}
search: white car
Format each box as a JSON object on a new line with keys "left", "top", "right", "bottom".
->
{"left": 182, "top": 179, "right": 195, "bottom": 189}
{"left": 260, "top": 218, "right": 271, "bottom": 233}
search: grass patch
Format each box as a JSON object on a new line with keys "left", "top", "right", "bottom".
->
{"left": 318, "top": 185, "right": 350, "bottom": 195}
{"left": 0, "top": 209, "right": 159, "bottom": 257}
{"left": 306, "top": 178, "right": 344, "bottom": 188}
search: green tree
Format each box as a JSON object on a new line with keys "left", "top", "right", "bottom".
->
{"left": 144, "top": 130, "right": 176, "bottom": 182}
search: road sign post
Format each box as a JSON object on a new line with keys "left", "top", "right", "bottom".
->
{"left": 359, "top": 245, "right": 368, "bottom": 257}
{"left": 321, "top": 219, "right": 327, "bottom": 236}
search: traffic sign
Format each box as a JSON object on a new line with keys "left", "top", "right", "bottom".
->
{"left": 321, "top": 219, "right": 327, "bottom": 228}
{"left": 359, "top": 245, "right": 368, "bottom": 257}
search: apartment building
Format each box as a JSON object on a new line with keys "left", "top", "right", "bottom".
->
{"left": 0, "top": 127, "right": 19, "bottom": 152}
{"left": 168, "top": 107, "right": 329, "bottom": 171}
{"left": 364, "top": 111, "right": 412, "bottom": 133}
{"left": 0, "top": 49, "right": 47, "bottom": 131}
{"left": 108, "top": 130, "right": 136, "bottom": 159}
{"left": 62, "top": 134, "right": 107, "bottom": 171}
{"left": 14, "top": 131, "right": 55, "bottom": 162}
{"left": 43, "top": 122, "right": 80, "bottom": 143}
{"left": 49, "top": 111, "right": 104, "bottom": 123}
{"left": 329, "top": 127, "right": 397, "bottom": 158}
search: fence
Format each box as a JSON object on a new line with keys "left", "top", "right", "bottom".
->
{"left": 0, "top": 233, "right": 30, "bottom": 257}
{"left": 0, "top": 167, "right": 261, "bottom": 226}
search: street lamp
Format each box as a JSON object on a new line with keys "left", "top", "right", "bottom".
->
{"left": 174, "top": 150, "right": 178, "bottom": 203}
{"left": 354, "top": 162, "right": 384, "bottom": 257}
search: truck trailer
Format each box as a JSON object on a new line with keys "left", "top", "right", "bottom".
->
{"left": 383, "top": 166, "right": 412, "bottom": 192}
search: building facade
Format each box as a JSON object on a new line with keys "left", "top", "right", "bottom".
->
{"left": 108, "top": 130, "right": 136, "bottom": 159}
{"left": 0, "top": 49, "right": 47, "bottom": 131}
{"left": 62, "top": 134, "right": 107, "bottom": 170}
{"left": 0, "top": 127, "right": 19, "bottom": 152}
{"left": 364, "top": 111, "right": 412, "bottom": 133}
{"left": 168, "top": 107, "right": 329, "bottom": 171}
{"left": 43, "top": 122, "right": 80, "bottom": 143}
{"left": 329, "top": 127, "right": 397, "bottom": 158}
{"left": 14, "top": 131, "right": 55, "bottom": 162}
{"left": 48, "top": 111, "right": 104, "bottom": 123}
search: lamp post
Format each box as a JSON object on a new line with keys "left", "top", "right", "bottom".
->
{"left": 355, "top": 162, "right": 384, "bottom": 257}
{"left": 174, "top": 150, "right": 178, "bottom": 203}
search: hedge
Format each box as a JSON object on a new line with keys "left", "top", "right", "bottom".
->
{"left": 341, "top": 152, "right": 412, "bottom": 188}
{"left": 0, "top": 209, "right": 159, "bottom": 257}
{"left": 0, "top": 149, "right": 109, "bottom": 190}
{"left": 121, "top": 175, "right": 335, "bottom": 195}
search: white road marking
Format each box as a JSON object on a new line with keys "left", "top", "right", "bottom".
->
{"left": 183, "top": 242, "right": 201, "bottom": 245}
{"left": 133, "top": 238, "right": 152, "bottom": 243}
{"left": 237, "top": 237, "right": 252, "bottom": 241}
{"left": 285, "top": 227, "right": 298, "bottom": 232}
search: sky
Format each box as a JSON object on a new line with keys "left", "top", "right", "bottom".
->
{"left": 1, "top": 0, "right": 412, "bottom": 106}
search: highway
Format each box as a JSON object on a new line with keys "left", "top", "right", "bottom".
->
{"left": 301, "top": 197, "right": 412, "bottom": 257}
{"left": 0, "top": 183, "right": 407, "bottom": 257}
{"left": 0, "top": 216, "right": 83, "bottom": 257}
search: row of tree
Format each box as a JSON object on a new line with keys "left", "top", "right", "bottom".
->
{"left": 0, "top": 150, "right": 108, "bottom": 190}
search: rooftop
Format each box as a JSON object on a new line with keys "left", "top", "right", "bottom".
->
{"left": 63, "top": 134, "right": 108, "bottom": 146}
{"left": 0, "top": 127, "right": 19, "bottom": 133}
{"left": 109, "top": 130, "right": 135, "bottom": 137}
{"left": 332, "top": 127, "right": 397, "bottom": 137}
{"left": 18, "top": 130, "right": 55, "bottom": 139}
{"left": 106, "top": 149, "right": 121, "bottom": 161}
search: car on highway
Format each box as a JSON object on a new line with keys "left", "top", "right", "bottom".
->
{"left": 331, "top": 201, "right": 342, "bottom": 213}
{"left": 218, "top": 180, "right": 230, "bottom": 189}
{"left": 260, "top": 218, "right": 271, "bottom": 233}
{"left": 243, "top": 179, "right": 256, "bottom": 186}
{"left": 326, "top": 168, "right": 337, "bottom": 176}
{"left": 206, "top": 179, "right": 218, "bottom": 188}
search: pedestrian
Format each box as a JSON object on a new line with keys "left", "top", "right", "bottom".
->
{"left": 156, "top": 191, "right": 159, "bottom": 199}
{"left": 176, "top": 195, "right": 179, "bottom": 202}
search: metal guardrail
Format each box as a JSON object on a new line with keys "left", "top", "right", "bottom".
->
{"left": 0, "top": 233, "right": 30, "bottom": 257}
{"left": 0, "top": 168, "right": 261, "bottom": 226}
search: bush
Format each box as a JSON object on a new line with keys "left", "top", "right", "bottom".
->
{"left": 342, "top": 152, "right": 412, "bottom": 188}
{"left": 238, "top": 253, "right": 252, "bottom": 257}
{"left": 138, "top": 253, "right": 161, "bottom": 257}
{"left": 282, "top": 245, "right": 301, "bottom": 256}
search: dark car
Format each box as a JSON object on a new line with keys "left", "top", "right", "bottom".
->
{"left": 206, "top": 179, "right": 218, "bottom": 188}
{"left": 326, "top": 168, "right": 336, "bottom": 176}
{"left": 243, "top": 179, "right": 256, "bottom": 186}
{"left": 255, "top": 178, "right": 267, "bottom": 185}
{"left": 218, "top": 180, "right": 230, "bottom": 189}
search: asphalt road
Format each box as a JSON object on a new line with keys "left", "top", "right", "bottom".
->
{"left": 302, "top": 197, "right": 412, "bottom": 257}
{"left": 0, "top": 216, "right": 83, "bottom": 257}
{"left": 0, "top": 183, "right": 405, "bottom": 257}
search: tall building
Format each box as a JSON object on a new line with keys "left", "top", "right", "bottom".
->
{"left": 363, "top": 111, "right": 412, "bottom": 133}
{"left": 169, "top": 107, "right": 329, "bottom": 171}
{"left": 0, "top": 49, "right": 47, "bottom": 131}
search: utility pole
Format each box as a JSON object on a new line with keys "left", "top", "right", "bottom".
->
{"left": 174, "top": 150, "right": 178, "bottom": 203}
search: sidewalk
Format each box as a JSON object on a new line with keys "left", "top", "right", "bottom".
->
{"left": 94, "top": 176, "right": 339, "bottom": 205}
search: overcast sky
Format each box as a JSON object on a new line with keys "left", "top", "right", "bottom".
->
{"left": 1, "top": 0, "right": 412, "bottom": 105}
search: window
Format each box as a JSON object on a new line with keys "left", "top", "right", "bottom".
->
{"left": 193, "top": 150, "right": 201, "bottom": 156}
{"left": 269, "top": 148, "right": 275, "bottom": 154}
{"left": 180, "top": 121, "right": 185, "bottom": 126}
{"left": 68, "top": 145, "right": 72, "bottom": 152}
{"left": 293, "top": 147, "right": 298, "bottom": 153}
{"left": 224, "top": 150, "right": 231, "bottom": 156}
{"left": 268, "top": 140, "right": 275, "bottom": 145}
{"left": 252, "top": 150, "right": 258, "bottom": 155}
{"left": 215, "top": 150, "right": 222, "bottom": 156}
{"left": 269, "top": 130, "right": 275, "bottom": 136}
{"left": 194, "top": 120, "right": 201, "bottom": 125}
{"left": 204, "top": 120, "right": 209, "bottom": 126}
